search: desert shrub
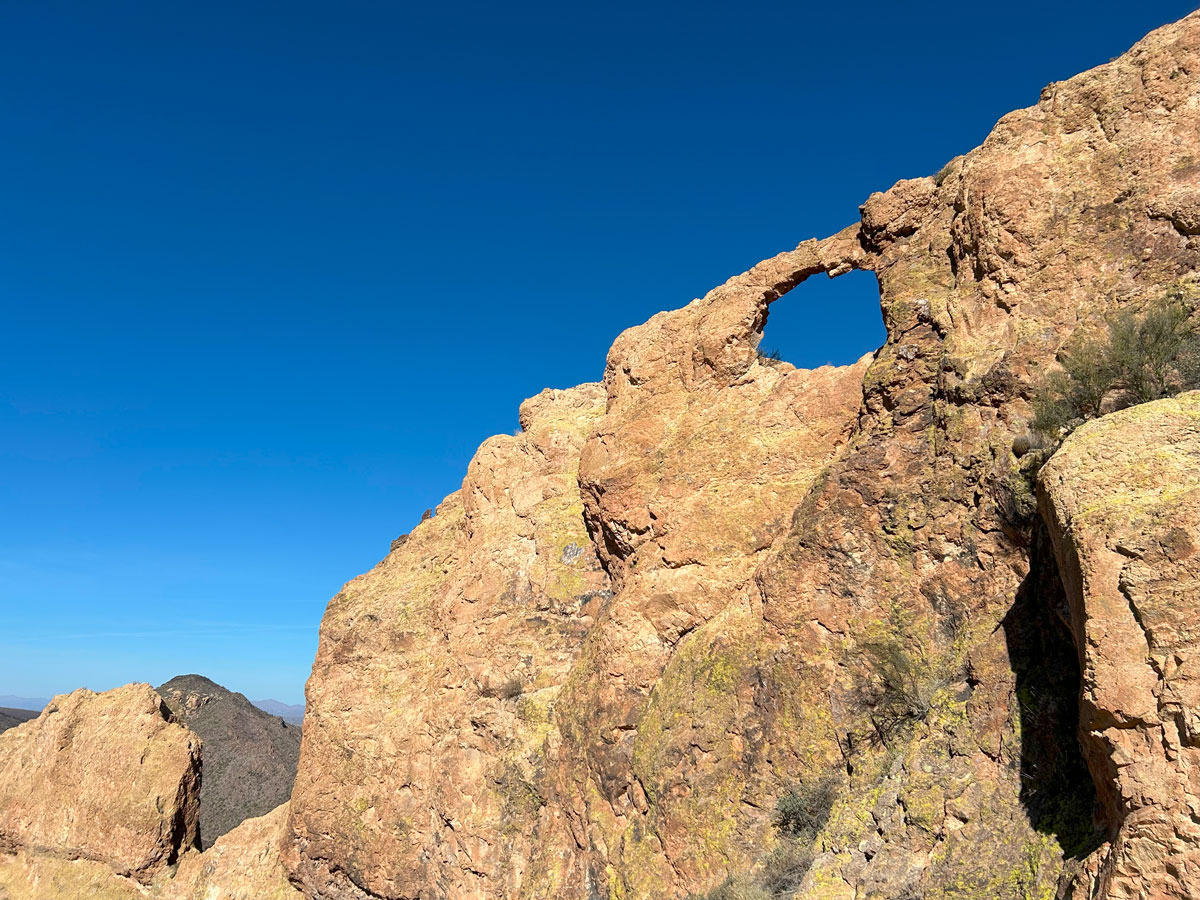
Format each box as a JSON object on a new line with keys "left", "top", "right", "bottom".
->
{"left": 757, "top": 346, "right": 784, "bottom": 365}
{"left": 933, "top": 158, "right": 960, "bottom": 186}
{"left": 1032, "top": 288, "right": 1200, "bottom": 444}
{"left": 687, "top": 776, "right": 839, "bottom": 900}
{"left": 774, "top": 775, "right": 838, "bottom": 838}
{"left": 857, "top": 635, "right": 942, "bottom": 741}
{"left": 690, "top": 875, "right": 772, "bottom": 900}
{"left": 757, "top": 839, "right": 816, "bottom": 897}
{"left": 480, "top": 676, "right": 524, "bottom": 700}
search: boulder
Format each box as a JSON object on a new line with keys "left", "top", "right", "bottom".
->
{"left": 1041, "top": 392, "right": 1200, "bottom": 898}
{"left": 0, "top": 684, "right": 201, "bottom": 881}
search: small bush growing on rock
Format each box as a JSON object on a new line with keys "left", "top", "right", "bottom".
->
{"left": 774, "top": 775, "right": 838, "bottom": 838}
{"left": 480, "top": 677, "right": 524, "bottom": 700}
{"left": 686, "top": 776, "right": 839, "bottom": 900}
{"left": 1032, "top": 287, "right": 1200, "bottom": 444}
{"left": 757, "top": 346, "right": 784, "bottom": 366}
{"left": 757, "top": 840, "right": 817, "bottom": 897}
{"left": 689, "top": 875, "right": 772, "bottom": 900}
{"left": 857, "top": 635, "right": 945, "bottom": 743}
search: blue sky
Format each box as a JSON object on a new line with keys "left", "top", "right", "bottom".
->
{"left": 1, "top": 1, "right": 1193, "bottom": 705}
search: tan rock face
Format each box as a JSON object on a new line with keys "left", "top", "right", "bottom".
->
{"left": 1040, "top": 393, "right": 1200, "bottom": 899}
{"left": 0, "top": 803, "right": 304, "bottom": 900}
{"left": 0, "top": 684, "right": 201, "bottom": 881}
{"left": 286, "top": 385, "right": 611, "bottom": 899}
{"left": 286, "top": 11, "right": 1200, "bottom": 900}
{"left": 166, "top": 803, "right": 304, "bottom": 900}
{"left": 0, "top": 852, "right": 147, "bottom": 900}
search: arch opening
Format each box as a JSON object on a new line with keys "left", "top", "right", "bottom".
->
{"left": 756, "top": 268, "right": 885, "bottom": 369}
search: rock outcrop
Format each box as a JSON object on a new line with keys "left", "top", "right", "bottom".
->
{"left": 0, "top": 803, "right": 304, "bottom": 900}
{"left": 0, "top": 684, "right": 201, "bottom": 881}
{"left": 0, "top": 684, "right": 308, "bottom": 900}
{"left": 1041, "top": 392, "right": 1200, "bottom": 899}
{"left": 285, "top": 384, "right": 613, "bottom": 899}
{"left": 157, "top": 674, "right": 302, "bottom": 848}
{"left": 165, "top": 803, "right": 305, "bottom": 900}
{"left": 0, "top": 852, "right": 148, "bottom": 900}
{"left": 285, "top": 10, "right": 1200, "bottom": 900}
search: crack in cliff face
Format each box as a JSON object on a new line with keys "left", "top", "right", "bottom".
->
{"left": 1004, "top": 525, "right": 1103, "bottom": 862}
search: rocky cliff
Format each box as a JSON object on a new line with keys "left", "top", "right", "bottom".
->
{"left": 284, "top": 11, "right": 1200, "bottom": 900}
{"left": 0, "top": 685, "right": 201, "bottom": 881}
{"left": 0, "top": 11, "right": 1197, "bottom": 900}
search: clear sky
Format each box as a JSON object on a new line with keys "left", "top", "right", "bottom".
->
{"left": 1, "top": 1, "right": 1193, "bottom": 705}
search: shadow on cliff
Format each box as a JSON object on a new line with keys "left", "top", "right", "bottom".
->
{"left": 1002, "top": 523, "right": 1103, "bottom": 859}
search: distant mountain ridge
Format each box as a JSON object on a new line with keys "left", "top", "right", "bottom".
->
{"left": 0, "top": 695, "right": 47, "bottom": 712}
{"left": 252, "top": 698, "right": 304, "bottom": 724}
{"left": 156, "top": 674, "right": 301, "bottom": 849}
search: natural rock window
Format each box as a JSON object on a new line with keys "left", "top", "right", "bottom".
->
{"left": 756, "top": 268, "right": 885, "bottom": 368}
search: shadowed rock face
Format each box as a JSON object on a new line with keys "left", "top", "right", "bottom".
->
{"left": 1041, "top": 393, "right": 1200, "bottom": 899}
{"left": 0, "top": 684, "right": 201, "bottom": 882}
{"left": 157, "top": 674, "right": 301, "bottom": 849}
{"left": 285, "top": 11, "right": 1200, "bottom": 900}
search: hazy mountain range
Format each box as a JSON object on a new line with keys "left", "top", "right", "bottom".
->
{"left": 251, "top": 698, "right": 305, "bottom": 724}
{"left": 0, "top": 695, "right": 48, "bottom": 711}
{"left": 0, "top": 692, "right": 303, "bottom": 724}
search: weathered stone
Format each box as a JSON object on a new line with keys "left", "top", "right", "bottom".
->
{"left": 0, "top": 684, "right": 201, "bottom": 882}
{"left": 0, "top": 804, "right": 304, "bottom": 900}
{"left": 281, "top": 10, "right": 1200, "bottom": 900}
{"left": 166, "top": 803, "right": 304, "bottom": 900}
{"left": 286, "top": 384, "right": 611, "bottom": 899}
{"left": 0, "top": 852, "right": 147, "bottom": 900}
{"left": 1041, "top": 393, "right": 1200, "bottom": 899}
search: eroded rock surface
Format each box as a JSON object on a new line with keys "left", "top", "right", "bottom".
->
{"left": 0, "top": 852, "right": 147, "bottom": 900}
{"left": 286, "top": 384, "right": 612, "bottom": 899}
{"left": 1041, "top": 393, "right": 1200, "bottom": 899}
{"left": 285, "top": 11, "right": 1200, "bottom": 900}
{"left": 0, "top": 684, "right": 201, "bottom": 881}
{"left": 166, "top": 803, "right": 304, "bottom": 900}
{"left": 0, "top": 804, "right": 304, "bottom": 900}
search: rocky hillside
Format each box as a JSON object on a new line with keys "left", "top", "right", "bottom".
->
{"left": 0, "top": 708, "right": 37, "bottom": 735}
{"left": 0, "top": 11, "right": 1197, "bottom": 900}
{"left": 157, "top": 674, "right": 302, "bottom": 849}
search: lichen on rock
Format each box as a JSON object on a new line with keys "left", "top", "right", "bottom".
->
{"left": 281, "top": 11, "right": 1200, "bottom": 900}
